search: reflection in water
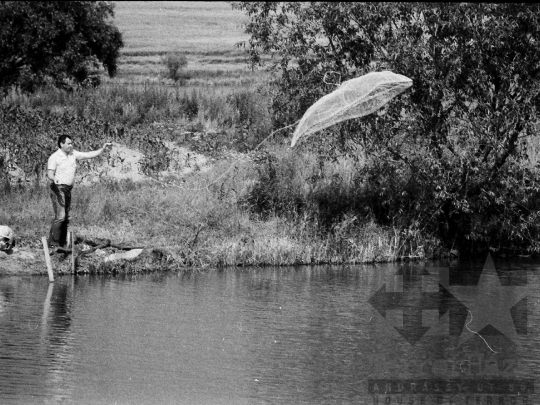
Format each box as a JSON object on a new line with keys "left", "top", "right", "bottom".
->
{"left": 0, "top": 278, "right": 75, "bottom": 403}
{"left": 0, "top": 256, "right": 538, "bottom": 404}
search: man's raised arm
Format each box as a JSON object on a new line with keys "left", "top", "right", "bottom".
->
{"left": 75, "top": 142, "right": 113, "bottom": 160}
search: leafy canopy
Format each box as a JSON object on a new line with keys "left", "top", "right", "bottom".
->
{"left": 0, "top": 1, "right": 123, "bottom": 90}
{"left": 234, "top": 2, "right": 540, "bottom": 253}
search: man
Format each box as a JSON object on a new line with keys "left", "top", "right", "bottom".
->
{"left": 47, "top": 135, "right": 112, "bottom": 248}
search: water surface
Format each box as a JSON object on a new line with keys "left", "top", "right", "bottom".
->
{"left": 0, "top": 256, "right": 539, "bottom": 404}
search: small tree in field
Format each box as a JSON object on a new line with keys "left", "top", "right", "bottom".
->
{"left": 161, "top": 52, "right": 188, "bottom": 82}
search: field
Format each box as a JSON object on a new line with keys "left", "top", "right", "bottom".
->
{"left": 111, "top": 1, "right": 256, "bottom": 86}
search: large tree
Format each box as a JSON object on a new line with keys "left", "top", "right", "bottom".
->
{"left": 234, "top": 2, "right": 540, "bottom": 253}
{"left": 0, "top": 1, "right": 123, "bottom": 90}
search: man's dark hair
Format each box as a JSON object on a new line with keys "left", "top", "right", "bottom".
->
{"left": 57, "top": 135, "right": 72, "bottom": 148}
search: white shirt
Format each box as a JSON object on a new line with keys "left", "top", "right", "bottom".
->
{"left": 47, "top": 149, "right": 94, "bottom": 186}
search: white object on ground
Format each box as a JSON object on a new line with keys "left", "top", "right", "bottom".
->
{"left": 0, "top": 226, "right": 14, "bottom": 251}
{"left": 104, "top": 249, "right": 144, "bottom": 263}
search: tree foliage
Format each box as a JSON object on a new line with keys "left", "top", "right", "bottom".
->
{"left": 0, "top": 1, "right": 123, "bottom": 91}
{"left": 234, "top": 2, "right": 540, "bottom": 253}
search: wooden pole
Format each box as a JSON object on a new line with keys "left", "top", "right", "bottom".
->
{"left": 40, "top": 282, "right": 53, "bottom": 346}
{"left": 71, "top": 230, "right": 76, "bottom": 274}
{"left": 41, "top": 236, "right": 54, "bottom": 282}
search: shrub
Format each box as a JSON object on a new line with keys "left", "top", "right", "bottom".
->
{"left": 161, "top": 52, "right": 188, "bottom": 83}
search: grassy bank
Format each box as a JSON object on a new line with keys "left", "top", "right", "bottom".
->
{"left": 0, "top": 148, "right": 438, "bottom": 268}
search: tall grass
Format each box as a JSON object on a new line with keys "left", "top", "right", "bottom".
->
{"left": 239, "top": 144, "right": 438, "bottom": 260}
{"left": 0, "top": 153, "right": 432, "bottom": 267}
{"left": 2, "top": 81, "right": 273, "bottom": 151}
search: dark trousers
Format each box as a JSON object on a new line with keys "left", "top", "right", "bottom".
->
{"left": 49, "top": 184, "right": 73, "bottom": 247}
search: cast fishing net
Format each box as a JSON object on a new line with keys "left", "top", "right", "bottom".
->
{"left": 290, "top": 71, "right": 413, "bottom": 147}
{"left": 168, "top": 70, "right": 412, "bottom": 191}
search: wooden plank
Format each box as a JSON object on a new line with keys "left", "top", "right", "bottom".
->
{"left": 71, "top": 230, "right": 76, "bottom": 274}
{"left": 41, "top": 236, "right": 54, "bottom": 282}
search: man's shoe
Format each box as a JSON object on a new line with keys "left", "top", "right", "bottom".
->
{"left": 47, "top": 240, "right": 58, "bottom": 255}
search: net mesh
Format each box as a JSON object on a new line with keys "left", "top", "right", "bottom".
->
{"left": 291, "top": 71, "right": 412, "bottom": 147}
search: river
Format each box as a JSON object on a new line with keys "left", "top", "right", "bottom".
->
{"left": 0, "top": 254, "right": 538, "bottom": 404}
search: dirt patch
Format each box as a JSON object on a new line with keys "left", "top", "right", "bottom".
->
{"left": 80, "top": 141, "right": 210, "bottom": 184}
{"left": 5, "top": 141, "right": 211, "bottom": 186}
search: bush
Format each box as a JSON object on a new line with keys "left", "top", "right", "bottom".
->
{"left": 242, "top": 145, "right": 368, "bottom": 227}
{"left": 161, "top": 52, "right": 188, "bottom": 83}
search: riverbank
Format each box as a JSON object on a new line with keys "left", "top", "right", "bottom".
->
{"left": 0, "top": 144, "right": 441, "bottom": 277}
{"left": 0, "top": 243, "right": 176, "bottom": 277}
{"left": 0, "top": 221, "right": 431, "bottom": 277}
{"left": 0, "top": 184, "right": 432, "bottom": 277}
